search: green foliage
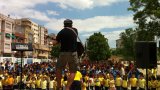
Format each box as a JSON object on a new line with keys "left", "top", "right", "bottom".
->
{"left": 111, "top": 48, "right": 123, "bottom": 56}
{"left": 50, "top": 44, "right": 60, "bottom": 58}
{"left": 118, "top": 0, "right": 160, "bottom": 61}
{"left": 87, "top": 32, "right": 111, "bottom": 61}
{"left": 120, "top": 28, "right": 136, "bottom": 60}
{"left": 128, "top": 0, "right": 160, "bottom": 40}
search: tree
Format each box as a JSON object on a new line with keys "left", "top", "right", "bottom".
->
{"left": 120, "top": 28, "right": 137, "bottom": 60}
{"left": 50, "top": 44, "right": 60, "bottom": 59}
{"left": 128, "top": 0, "right": 160, "bottom": 41}
{"left": 87, "top": 32, "right": 111, "bottom": 62}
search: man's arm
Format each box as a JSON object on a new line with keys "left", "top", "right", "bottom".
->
{"left": 53, "top": 31, "right": 61, "bottom": 45}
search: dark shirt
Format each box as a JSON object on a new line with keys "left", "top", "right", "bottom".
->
{"left": 56, "top": 27, "right": 78, "bottom": 52}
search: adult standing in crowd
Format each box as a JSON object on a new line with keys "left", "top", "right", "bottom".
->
{"left": 54, "top": 19, "right": 79, "bottom": 90}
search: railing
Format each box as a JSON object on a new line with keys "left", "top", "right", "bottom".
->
{"left": 38, "top": 53, "right": 48, "bottom": 57}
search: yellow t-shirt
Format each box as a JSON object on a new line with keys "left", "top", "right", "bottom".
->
{"left": 109, "top": 79, "right": 115, "bottom": 88}
{"left": 95, "top": 78, "right": 101, "bottom": 86}
{"left": 41, "top": 80, "right": 47, "bottom": 89}
{"left": 138, "top": 78, "right": 145, "bottom": 88}
{"left": 115, "top": 77, "right": 122, "bottom": 86}
{"left": 35, "top": 79, "right": 41, "bottom": 88}
{"left": 122, "top": 80, "right": 128, "bottom": 88}
{"left": 99, "top": 77, "right": 104, "bottom": 85}
{"left": 84, "top": 76, "right": 89, "bottom": 82}
{"left": 61, "top": 78, "right": 64, "bottom": 86}
{"left": 31, "top": 80, "right": 36, "bottom": 88}
{"left": 148, "top": 81, "right": 151, "bottom": 88}
{"left": 0, "top": 81, "right": 2, "bottom": 88}
{"left": 157, "top": 81, "right": 160, "bottom": 89}
{"left": 74, "top": 71, "right": 82, "bottom": 81}
{"left": 82, "top": 82, "right": 87, "bottom": 90}
{"left": 62, "top": 81, "right": 67, "bottom": 86}
{"left": 104, "top": 79, "right": 110, "bottom": 87}
{"left": 130, "top": 78, "right": 137, "bottom": 87}
{"left": 153, "top": 69, "right": 157, "bottom": 78}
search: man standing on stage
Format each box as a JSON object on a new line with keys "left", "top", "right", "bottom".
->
{"left": 54, "top": 19, "right": 79, "bottom": 90}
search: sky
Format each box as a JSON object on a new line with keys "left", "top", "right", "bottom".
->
{"left": 0, "top": 0, "right": 135, "bottom": 48}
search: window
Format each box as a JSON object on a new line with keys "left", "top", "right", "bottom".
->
{"left": 6, "top": 23, "right": 11, "bottom": 29}
{"left": 5, "top": 43, "right": 10, "bottom": 49}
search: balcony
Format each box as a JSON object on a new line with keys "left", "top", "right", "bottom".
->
{"left": 38, "top": 53, "right": 48, "bottom": 58}
{"left": 38, "top": 45, "right": 49, "bottom": 51}
{"left": 22, "top": 21, "right": 31, "bottom": 27}
{"left": 33, "top": 44, "right": 39, "bottom": 49}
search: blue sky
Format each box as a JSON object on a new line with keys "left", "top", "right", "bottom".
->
{"left": 0, "top": 0, "right": 134, "bottom": 48}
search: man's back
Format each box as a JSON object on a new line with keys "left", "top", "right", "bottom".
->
{"left": 56, "top": 28, "right": 78, "bottom": 52}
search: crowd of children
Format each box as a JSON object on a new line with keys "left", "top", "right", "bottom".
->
{"left": 0, "top": 61, "right": 159, "bottom": 90}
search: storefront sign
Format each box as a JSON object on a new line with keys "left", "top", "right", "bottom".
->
{"left": 12, "top": 43, "right": 33, "bottom": 51}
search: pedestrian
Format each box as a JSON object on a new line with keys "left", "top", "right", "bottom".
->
{"left": 138, "top": 73, "right": 145, "bottom": 90}
{"left": 115, "top": 73, "right": 122, "bottom": 90}
{"left": 150, "top": 76, "right": 158, "bottom": 90}
{"left": 129, "top": 73, "right": 137, "bottom": 90}
{"left": 122, "top": 75, "right": 128, "bottom": 90}
{"left": 35, "top": 75, "right": 41, "bottom": 90}
{"left": 109, "top": 74, "right": 116, "bottom": 90}
{"left": 49, "top": 75, "right": 55, "bottom": 90}
{"left": 94, "top": 74, "right": 101, "bottom": 90}
{"left": 54, "top": 19, "right": 79, "bottom": 90}
{"left": 89, "top": 74, "right": 95, "bottom": 90}
{"left": 103, "top": 74, "right": 110, "bottom": 90}
{"left": 31, "top": 77, "right": 36, "bottom": 90}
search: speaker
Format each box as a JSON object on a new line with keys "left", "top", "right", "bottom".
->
{"left": 135, "top": 41, "right": 157, "bottom": 68}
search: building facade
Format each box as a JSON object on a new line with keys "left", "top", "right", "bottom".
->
{"left": 0, "top": 14, "right": 15, "bottom": 62}
{"left": 0, "top": 14, "right": 14, "bottom": 55}
{"left": 38, "top": 26, "right": 49, "bottom": 59}
{"left": 116, "top": 39, "right": 123, "bottom": 49}
{"left": 32, "top": 22, "right": 39, "bottom": 44}
{"left": 0, "top": 13, "right": 53, "bottom": 63}
{"left": 15, "top": 18, "right": 34, "bottom": 58}
{"left": 39, "top": 26, "right": 45, "bottom": 45}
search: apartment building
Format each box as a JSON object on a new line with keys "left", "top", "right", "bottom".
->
{"left": 35, "top": 26, "right": 49, "bottom": 59}
{"left": 32, "top": 22, "right": 39, "bottom": 44}
{"left": 116, "top": 39, "right": 123, "bottom": 49}
{"left": 0, "top": 13, "right": 53, "bottom": 63}
{"left": 0, "top": 14, "right": 14, "bottom": 54}
{"left": 39, "top": 26, "right": 45, "bottom": 45}
{"left": 14, "top": 18, "right": 33, "bottom": 58}
{"left": 0, "top": 14, "right": 15, "bottom": 62}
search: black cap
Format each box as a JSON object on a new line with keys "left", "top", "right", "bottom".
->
{"left": 64, "top": 19, "right": 73, "bottom": 24}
